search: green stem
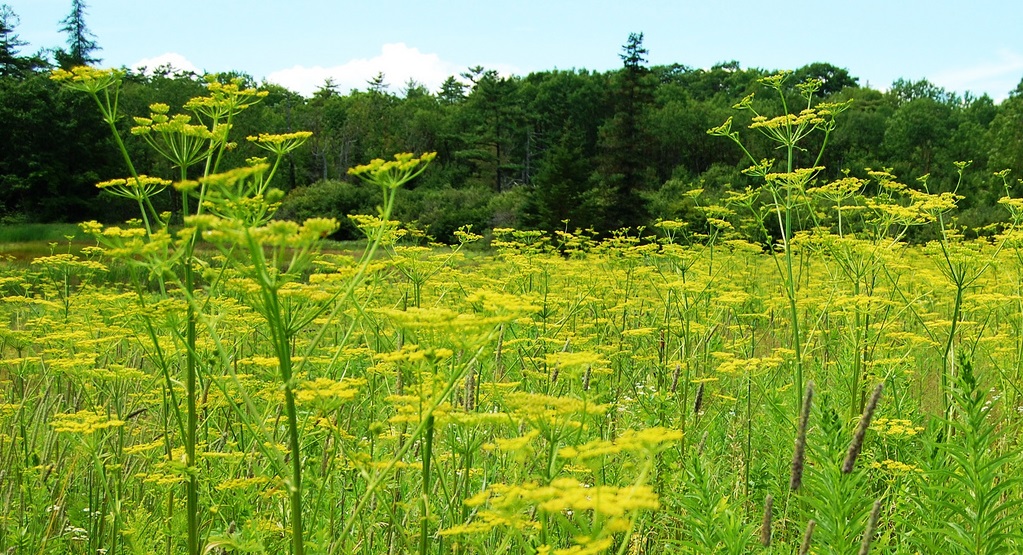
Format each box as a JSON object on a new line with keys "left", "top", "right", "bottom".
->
{"left": 851, "top": 280, "right": 862, "bottom": 419}
{"left": 264, "top": 284, "right": 306, "bottom": 555}
{"left": 943, "top": 284, "right": 964, "bottom": 418}
{"left": 185, "top": 260, "right": 200, "bottom": 555}
{"left": 419, "top": 414, "right": 435, "bottom": 555}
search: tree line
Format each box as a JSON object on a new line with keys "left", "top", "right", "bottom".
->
{"left": 3, "top": 4, "right": 1023, "bottom": 242}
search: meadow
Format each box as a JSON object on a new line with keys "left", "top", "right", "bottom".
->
{"left": 2, "top": 67, "right": 1023, "bottom": 555}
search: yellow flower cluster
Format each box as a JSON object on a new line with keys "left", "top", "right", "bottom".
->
{"left": 464, "top": 478, "right": 660, "bottom": 518}
{"left": 95, "top": 175, "right": 172, "bottom": 200}
{"left": 764, "top": 167, "right": 824, "bottom": 188}
{"left": 558, "top": 427, "right": 683, "bottom": 461}
{"left": 545, "top": 350, "right": 606, "bottom": 371}
{"left": 535, "top": 537, "right": 614, "bottom": 555}
{"left": 870, "top": 418, "right": 924, "bottom": 437}
{"left": 750, "top": 110, "right": 824, "bottom": 130}
{"left": 132, "top": 112, "right": 211, "bottom": 140}
{"left": 50, "top": 66, "right": 124, "bottom": 94}
{"left": 246, "top": 132, "right": 314, "bottom": 156}
{"left": 713, "top": 352, "right": 785, "bottom": 376}
{"left": 50, "top": 408, "right": 125, "bottom": 436}
{"left": 870, "top": 459, "right": 922, "bottom": 474}
{"left": 294, "top": 377, "right": 365, "bottom": 407}
{"left": 484, "top": 429, "right": 541, "bottom": 454}
{"left": 348, "top": 152, "right": 437, "bottom": 189}
{"left": 184, "top": 77, "right": 268, "bottom": 120}
{"left": 503, "top": 391, "right": 609, "bottom": 420}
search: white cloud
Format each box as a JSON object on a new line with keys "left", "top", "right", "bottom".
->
{"left": 266, "top": 43, "right": 509, "bottom": 97}
{"left": 131, "top": 52, "right": 200, "bottom": 75}
{"left": 931, "top": 49, "right": 1023, "bottom": 101}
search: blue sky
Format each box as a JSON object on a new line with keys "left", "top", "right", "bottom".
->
{"left": 6, "top": 0, "right": 1023, "bottom": 100}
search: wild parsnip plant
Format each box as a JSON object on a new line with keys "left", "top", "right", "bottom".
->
{"left": 710, "top": 71, "right": 850, "bottom": 411}
{"left": 6, "top": 66, "right": 1023, "bottom": 555}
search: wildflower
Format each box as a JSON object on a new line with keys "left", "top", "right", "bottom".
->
{"left": 870, "top": 418, "right": 924, "bottom": 437}
{"left": 869, "top": 459, "right": 922, "bottom": 474}
{"left": 466, "top": 478, "right": 659, "bottom": 519}
{"left": 558, "top": 427, "right": 683, "bottom": 461}
{"left": 131, "top": 109, "right": 214, "bottom": 169}
{"left": 51, "top": 408, "right": 125, "bottom": 436}
{"left": 795, "top": 77, "right": 823, "bottom": 97}
{"left": 96, "top": 175, "right": 171, "bottom": 200}
{"left": 707, "top": 117, "right": 737, "bottom": 140}
{"left": 758, "top": 71, "right": 791, "bottom": 90}
{"left": 50, "top": 66, "right": 124, "bottom": 94}
{"left": 122, "top": 440, "right": 164, "bottom": 456}
{"left": 348, "top": 152, "right": 437, "bottom": 189}
{"left": 247, "top": 131, "right": 314, "bottom": 156}
{"left": 294, "top": 377, "right": 365, "bottom": 410}
{"left": 764, "top": 167, "right": 824, "bottom": 190}
{"left": 184, "top": 76, "right": 268, "bottom": 121}
{"left": 503, "top": 391, "right": 608, "bottom": 423}
{"left": 732, "top": 92, "right": 755, "bottom": 110}
{"left": 199, "top": 164, "right": 269, "bottom": 192}
{"left": 484, "top": 429, "right": 540, "bottom": 454}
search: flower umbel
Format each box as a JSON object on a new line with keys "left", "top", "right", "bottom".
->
{"left": 247, "top": 132, "right": 314, "bottom": 156}
{"left": 96, "top": 175, "right": 172, "bottom": 201}
{"left": 349, "top": 152, "right": 437, "bottom": 189}
{"left": 50, "top": 66, "right": 124, "bottom": 95}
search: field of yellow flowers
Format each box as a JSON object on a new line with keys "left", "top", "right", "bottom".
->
{"left": 3, "top": 67, "right": 1023, "bottom": 555}
{"left": 5, "top": 217, "right": 1023, "bottom": 554}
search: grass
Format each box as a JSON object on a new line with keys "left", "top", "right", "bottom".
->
{"left": 0, "top": 223, "right": 92, "bottom": 262}
{"left": 0, "top": 223, "right": 84, "bottom": 243}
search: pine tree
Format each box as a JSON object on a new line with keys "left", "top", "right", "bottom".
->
{"left": 0, "top": 4, "right": 30, "bottom": 77}
{"left": 438, "top": 76, "right": 466, "bottom": 105}
{"left": 56, "top": 0, "right": 100, "bottom": 68}
{"left": 595, "top": 32, "right": 657, "bottom": 230}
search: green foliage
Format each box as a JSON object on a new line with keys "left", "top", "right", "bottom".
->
{"left": 397, "top": 184, "right": 494, "bottom": 243}
{"left": 0, "top": 31, "right": 1020, "bottom": 243}
{"left": 276, "top": 179, "right": 378, "bottom": 239}
{"left": 908, "top": 357, "right": 1023, "bottom": 554}
{"left": 0, "top": 5, "right": 40, "bottom": 78}
{"left": 0, "top": 73, "right": 125, "bottom": 222}
{"left": 0, "top": 222, "right": 83, "bottom": 242}
{"left": 988, "top": 81, "right": 1023, "bottom": 180}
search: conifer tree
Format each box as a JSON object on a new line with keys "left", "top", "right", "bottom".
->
{"left": 56, "top": 0, "right": 100, "bottom": 68}
{"left": 596, "top": 32, "right": 657, "bottom": 230}
{"left": 0, "top": 4, "right": 30, "bottom": 77}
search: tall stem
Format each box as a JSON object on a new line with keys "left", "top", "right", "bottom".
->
{"left": 419, "top": 414, "right": 435, "bottom": 555}
{"left": 266, "top": 286, "right": 306, "bottom": 555}
{"left": 782, "top": 140, "right": 804, "bottom": 413}
{"left": 184, "top": 256, "right": 199, "bottom": 555}
{"left": 177, "top": 157, "right": 201, "bottom": 555}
